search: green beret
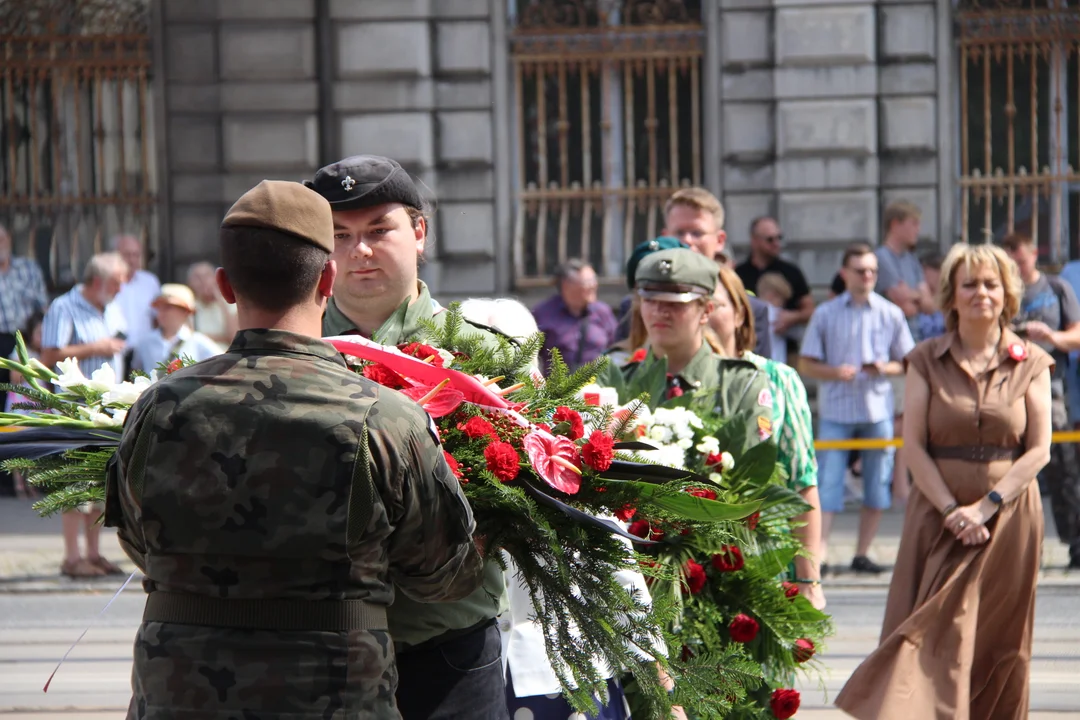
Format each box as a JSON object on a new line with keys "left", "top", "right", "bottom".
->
{"left": 635, "top": 248, "right": 718, "bottom": 302}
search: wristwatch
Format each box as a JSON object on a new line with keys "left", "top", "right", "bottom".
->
{"left": 987, "top": 490, "right": 1003, "bottom": 506}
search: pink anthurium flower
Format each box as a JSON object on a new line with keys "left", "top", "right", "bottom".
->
{"left": 401, "top": 379, "right": 465, "bottom": 418}
{"left": 523, "top": 430, "right": 582, "bottom": 495}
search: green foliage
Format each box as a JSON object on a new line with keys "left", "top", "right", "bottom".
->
{"left": 3, "top": 447, "right": 115, "bottom": 516}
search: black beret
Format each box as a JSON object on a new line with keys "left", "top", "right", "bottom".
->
{"left": 304, "top": 155, "right": 423, "bottom": 211}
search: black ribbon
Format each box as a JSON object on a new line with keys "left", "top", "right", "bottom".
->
{"left": 0, "top": 428, "right": 120, "bottom": 461}
{"left": 519, "top": 478, "right": 660, "bottom": 545}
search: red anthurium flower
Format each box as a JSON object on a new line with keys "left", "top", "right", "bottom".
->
{"left": 552, "top": 406, "right": 585, "bottom": 440}
{"left": 793, "top": 638, "right": 815, "bottom": 663}
{"left": 582, "top": 430, "right": 615, "bottom": 471}
{"left": 401, "top": 380, "right": 465, "bottom": 418}
{"left": 523, "top": 430, "right": 582, "bottom": 494}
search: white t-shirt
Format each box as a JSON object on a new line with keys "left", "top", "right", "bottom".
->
{"left": 113, "top": 269, "right": 161, "bottom": 346}
{"left": 132, "top": 325, "right": 222, "bottom": 374}
{"left": 767, "top": 305, "right": 787, "bottom": 365}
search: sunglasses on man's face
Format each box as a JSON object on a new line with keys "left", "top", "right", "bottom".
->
{"left": 762, "top": 234, "right": 783, "bottom": 244}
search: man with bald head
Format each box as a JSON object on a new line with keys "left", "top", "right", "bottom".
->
{"left": 110, "top": 234, "right": 160, "bottom": 370}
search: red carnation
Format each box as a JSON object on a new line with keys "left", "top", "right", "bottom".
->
{"left": 782, "top": 581, "right": 799, "bottom": 598}
{"left": 705, "top": 452, "right": 724, "bottom": 467}
{"left": 728, "top": 613, "right": 759, "bottom": 643}
{"left": 711, "top": 545, "right": 744, "bottom": 572}
{"left": 667, "top": 386, "right": 684, "bottom": 399}
{"left": 614, "top": 503, "right": 637, "bottom": 521}
{"left": 363, "top": 363, "right": 408, "bottom": 389}
{"left": 629, "top": 348, "right": 648, "bottom": 363}
{"left": 793, "top": 638, "right": 815, "bottom": 663}
{"left": 770, "top": 689, "right": 801, "bottom": 719}
{"left": 681, "top": 560, "right": 707, "bottom": 595}
{"left": 484, "top": 442, "right": 520, "bottom": 482}
{"left": 746, "top": 512, "right": 761, "bottom": 530}
{"left": 627, "top": 520, "right": 664, "bottom": 541}
{"left": 687, "top": 487, "right": 717, "bottom": 500}
{"left": 552, "top": 406, "right": 585, "bottom": 440}
{"left": 399, "top": 342, "right": 444, "bottom": 367}
{"left": 459, "top": 416, "right": 498, "bottom": 440}
{"left": 166, "top": 358, "right": 184, "bottom": 374}
{"left": 443, "top": 451, "right": 463, "bottom": 480}
{"left": 582, "top": 430, "right": 615, "bottom": 471}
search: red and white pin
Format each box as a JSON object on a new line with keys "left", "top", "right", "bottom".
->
{"left": 1008, "top": 342, "right": 1027, "bottom": 362}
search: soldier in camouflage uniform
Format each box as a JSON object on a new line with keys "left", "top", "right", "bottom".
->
{"left": 104, "top": 180, "right": 484, "bottom": 719}
{"left": 307, "top": 156, "right": 511, "bottom": 719}
{"left": 622, "top": 248, "right": 776, "bottom": 449}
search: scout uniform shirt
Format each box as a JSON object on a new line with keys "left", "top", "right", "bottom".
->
{"left": 105, "top": 329, "right": 484, "bottom": 719}
{"left": 323, "top": 283, "right": 512, "bottom": 650}
{"left": 624, "top": 342, "right": 777, "bottom": 449}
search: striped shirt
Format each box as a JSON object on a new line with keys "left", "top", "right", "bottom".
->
{"left": 42, "top": 286, "right": 126, "bottom": 377}
{"left": 800, "top": 292, "right": 915, "bottom": 424}
{"left": 0, "top": 257, "right": 48, "bottom": 333}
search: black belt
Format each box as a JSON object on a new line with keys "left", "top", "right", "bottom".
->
{"left": 927, "top": 445, "right": 1022, "bottom": 462}
{"left": 143, "top": 591, "right": 387, "bottom": 632}
{"left": 396, "top": 617, "right": 496, "bottom": 655}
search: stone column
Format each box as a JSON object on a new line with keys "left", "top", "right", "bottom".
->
{"left": 331, "top": 0, "right": 501, "bottom": 299}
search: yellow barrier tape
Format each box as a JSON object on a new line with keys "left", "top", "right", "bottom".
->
{"left": 814, "top": 430, "right": 1080, "bottom": 451}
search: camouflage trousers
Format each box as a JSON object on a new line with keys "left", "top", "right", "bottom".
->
{"left": 127, "top": 622, "right": 401, "bottom": 719}
{"left": 1046, "top": 394, "right": 1080, "bottom": 559}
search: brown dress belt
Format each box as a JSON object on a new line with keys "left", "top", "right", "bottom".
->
{"left": 927, "top": 445, "right": 1022, "bottom": 462}
{"left": 143, "top": 591, "right": 388, "bottom": 632}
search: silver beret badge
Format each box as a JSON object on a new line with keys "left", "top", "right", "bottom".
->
{"left": 341, "top": 175, "right": 356, "bottom": 192}
{"left": 658, "top": 259, "right": 673, "bottom": 276}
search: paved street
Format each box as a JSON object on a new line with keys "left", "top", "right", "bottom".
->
{"left": 1, "top": 497, "right": 1078, "bottom": 717}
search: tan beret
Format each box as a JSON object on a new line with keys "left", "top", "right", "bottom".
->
{"left": 221, "top": 180, "right": 334, "bottom": 253}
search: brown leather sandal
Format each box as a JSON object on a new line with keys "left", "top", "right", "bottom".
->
{"left": 61, "top": 558, "right": 106, "bottom": 578}
{"left": 87, "top": 556, "right": 124, "bottom": 575}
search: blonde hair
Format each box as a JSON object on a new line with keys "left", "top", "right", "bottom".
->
{"left": 714, "top": 267, "right": 756, "bottom": 356}
{"left": 939, "top": 243, "right": 1023, "bottom": 331}
{"left": 883, "top": 200, "right": 921, "bottom": 233}
{"left": 664, "top": 187, "right": 725, "bottom": 229}
{"left": 756, "top": 272, "right": 793, "bottom": 302}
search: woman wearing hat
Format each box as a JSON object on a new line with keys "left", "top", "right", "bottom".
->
{"left": 623, "top": 248, "right": 774, "bottom": 446}
{"left": 708, "top": 266, "right": 826, "bottom": 609}
{"left": 131, "top": 283, "right": 221, "bottom": 374}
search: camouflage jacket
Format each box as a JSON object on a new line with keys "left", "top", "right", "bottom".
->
{"left": 105, "top": 329, "right": 483, "bottom": 719}
{"left": 323, "top": 283, "right": 512, "bottom": 649}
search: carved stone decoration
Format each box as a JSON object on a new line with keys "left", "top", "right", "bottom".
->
{"left": 515, "top": 0, "right": 700, "bottom": 30}
{"left": 0, "top": 0, "right": 149, "bottom": 36}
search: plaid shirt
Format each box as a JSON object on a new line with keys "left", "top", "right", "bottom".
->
{"left": 0, "top": 257, "right": 48, "bottom": 333}
{"left": 800, "top": 292, "right": 915, "bottom": 424}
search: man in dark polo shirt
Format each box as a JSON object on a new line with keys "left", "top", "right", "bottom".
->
{"left": 736, "top": 216, "right": 815, "bottom": 352}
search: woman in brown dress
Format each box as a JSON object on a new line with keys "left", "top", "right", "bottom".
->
{"left": 835, "top": 243, "right": 1053, "bottom": 720}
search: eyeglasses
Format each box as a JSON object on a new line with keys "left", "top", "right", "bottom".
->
{"left": 762, "top": 234, "right": 783, "bottom": 244}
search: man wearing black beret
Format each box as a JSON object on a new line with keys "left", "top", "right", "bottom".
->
{"left": 307, "top": 155, "right": 510, "bottom": 720}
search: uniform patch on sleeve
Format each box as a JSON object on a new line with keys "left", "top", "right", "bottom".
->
{"left": 757, "top": 388, "right": 774, "bottom": 409}
{"left": 757, "top": 415, "right": 773, "bottom": 440}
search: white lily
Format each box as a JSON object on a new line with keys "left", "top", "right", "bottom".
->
{"left": 102, "top": 375, "right": 153, "bottom": 407}
{"left": 109, "top": 408, "right": 128, "bottom": 426}
{"left": 77, "top": 405, "right": 117, "bottom": 427}
{"left": 719, "top": 451, "right": 735, "bottom": 473}
{"left": 82, "top": 364, "right": 118, "bottom": 393}
{"left": 54, "top": 358, "right": 87, "bottom": 389}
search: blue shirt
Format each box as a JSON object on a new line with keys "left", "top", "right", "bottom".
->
{"left": 800, "top": 292, "right": 915, "bottom": 424}
{"left": 41, "top": 286, "right": 125, "bottom": 377}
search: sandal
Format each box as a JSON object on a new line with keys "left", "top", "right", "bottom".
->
{"left": 88, "top": 556, "right": 125, "bottom": 575}
{"left": 61, "top": 558, "right": 106, "bottom": 578}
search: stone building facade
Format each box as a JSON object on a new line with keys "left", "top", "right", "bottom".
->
{"left": 4, "top": 1, "right": 1073, "bottom": 299}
